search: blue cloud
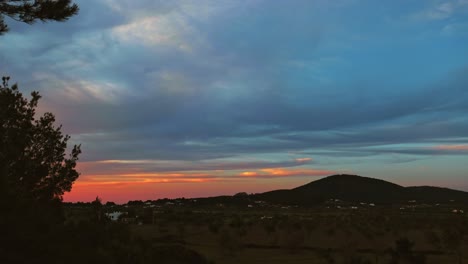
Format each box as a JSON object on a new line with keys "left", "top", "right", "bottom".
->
{"left": 1, "top": 0, "right": 467, "bottom": 188}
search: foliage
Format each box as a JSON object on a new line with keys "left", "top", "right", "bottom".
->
{"left": 345, "top": 256, "right": 372, "bottom": 264}
{"left": 0, "top": 77, "right": 81, "bottom": 205}
{"left": 442, "top": 227, "right": 465, "bottom": 264}
{"left": 92, "top": 196, "right": 106, "bottom": 222}
{"left": 218, "top": 227, "right": 242, "bottom": 255}
{"left": 0, "top": 0, "right": 78, "bottom": 34}
{"left": 389, "top": 238, "right": 426, "bottom": 264}
{"left": 0, "top": 77, "right": 82, "bottom": 262}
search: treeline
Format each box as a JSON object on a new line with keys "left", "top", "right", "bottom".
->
{"left": 2, "top": 197, "right": 212, "bottom": 263}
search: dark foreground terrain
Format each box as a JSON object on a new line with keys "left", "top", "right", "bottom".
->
{"left": 65, "top": 200, "right": 468, "bottom": 264}
{"left": 65, "top": 175, "right": 468, "bottom": 264}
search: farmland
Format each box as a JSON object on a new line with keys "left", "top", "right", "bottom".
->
{"left": 66, "top": 199, "right": 468, "bottom": 264}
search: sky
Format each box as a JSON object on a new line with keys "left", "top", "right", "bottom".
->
{"left": 1, "top": 0, "right": 468, "bottom": 203}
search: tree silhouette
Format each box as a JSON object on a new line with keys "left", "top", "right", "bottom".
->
{"left": 0, "top": 77, "right": 83, "bottom": 263}
{"left": 92, "top": 196, "right": 104, "bottom": 222}
{"left": 0, "top": 0, "right": 78, "bottom": 34}
{"left": 0, "top": 77, "right": 81, "bottom": 206}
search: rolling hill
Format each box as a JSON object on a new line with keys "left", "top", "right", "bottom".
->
{"left": 254, "top": 174, "right": 468, "bottom": 205}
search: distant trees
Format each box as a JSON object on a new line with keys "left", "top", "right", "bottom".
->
{"left": 105, "top": 201, "right": 116, "bottom": 207}
{"left": 92, "top": 196, "right": 105, "bottom": 222}
{"left": 0, "top": 0, "right": 78, "bottom": 34}
{"left": 128, "top": 200, "right": 145, "bottom": 206}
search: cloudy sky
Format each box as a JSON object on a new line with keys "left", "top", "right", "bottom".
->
{"left": 1, "top": 0, "right": 468, "bottom": 202}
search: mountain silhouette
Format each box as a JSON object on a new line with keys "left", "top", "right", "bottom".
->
{"left": 254, "top": 174, "right": 468, "bottom": 205}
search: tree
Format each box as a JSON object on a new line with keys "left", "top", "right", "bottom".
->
{"left": 442, "top": 228, "right": 464, "bottom": 264}
{"left": 0, "top": 0, "right": 78, "bottom": 34}
{"left": 0, "top": 77, "right": 82, "bottom": 263}
{"left": 92, "top": 196, "right": 104, "bottom": 222}
{"left": 0, "top": 77, "right": 81, "bottom": 206}
{"left": 389, "top": 238, "right": 426, "bottom": 264}
{"left": 218, "top": 228, "right": 241, "bottom": 255}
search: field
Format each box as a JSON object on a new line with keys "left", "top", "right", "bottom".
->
{"left": 116, "top": 204, "right": 468, "bottom": 264}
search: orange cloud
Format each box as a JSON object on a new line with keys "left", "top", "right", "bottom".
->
{"left": 433, "top": 144, "right": 468, "bottom": 151}
{"left": 74, "top": 177, "right": 214, "bottom": 187}
{"left": 238, "top": 167, "right": 333, "bottom": 178}
{"left": 75, "top": 172, "right": 219, "bottom": 186}
{"left": 241, "top": 171, "right": 259, "bottom": 176}
{"left": 260, "top": 168, "right": 332, "bottom": 177}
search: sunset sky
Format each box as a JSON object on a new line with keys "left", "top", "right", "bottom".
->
{"left": 1, "top": 0, "right": 467, "bottom": 203}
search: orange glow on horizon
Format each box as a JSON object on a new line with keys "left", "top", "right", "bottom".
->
{"left": 65, "top": 163, "right": 335, "bottom": 203}
{"left": 64, "top": 178, "right": 308, "bottom": 203}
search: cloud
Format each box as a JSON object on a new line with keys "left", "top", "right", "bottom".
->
{"left": 433, "top": 144, "right": 468, "bottom": 151}
{"left": 442, "top": 22, "right": 468, "bottom": 35}
{"left": 78, "top": 157, "right": 315, "bottom": 175}
{"left": 1, "top": 0, "right": 468, "bottom": 197}
{"left": 72, "top": 158, "right": 334, "bottom": 197}
{"left": 111, "top": 16, "right": 193, "bottom": 51}
{"left": 295, "top": 157, "right": 313, "bottom": 163}
{"left": 75, "top": 167, "right": 334, "bottom": 187}
{"left": 255, "top": 168, "right": 334, "bottom": 178}
{"left": 411, "top": 0, "right": 468, "bottom": 21}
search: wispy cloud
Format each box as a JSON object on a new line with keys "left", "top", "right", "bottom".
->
{"left": 1, "top": 0, "right": 467, "bottom": 201}
{"left": 82, "top": 157, "right": 315, "bottom": 174}
{"left": 433, "top": 144, "right": 468, "bottom": 151}
{"left": 411, "top": 0, "right": 468, "bottom": 21}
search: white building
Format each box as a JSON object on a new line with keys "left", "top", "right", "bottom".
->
{"left": 106, "top": 211, "right": 123, "bottom": 221}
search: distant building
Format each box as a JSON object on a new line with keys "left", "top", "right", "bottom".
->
{"left": 106, "top": 211, "right": 123, "bottom": 221}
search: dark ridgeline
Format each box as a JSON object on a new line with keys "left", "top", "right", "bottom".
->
{"left": 254, "top": 174, "right": 468, "bottom": 205}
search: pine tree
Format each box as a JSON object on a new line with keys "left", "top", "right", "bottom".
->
{"left": 0, "top": 0, "right": 78, "bottom": 34}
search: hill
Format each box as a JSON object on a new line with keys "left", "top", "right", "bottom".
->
{"left": 254, "top": 174, "right": 468, "bottom": 205}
